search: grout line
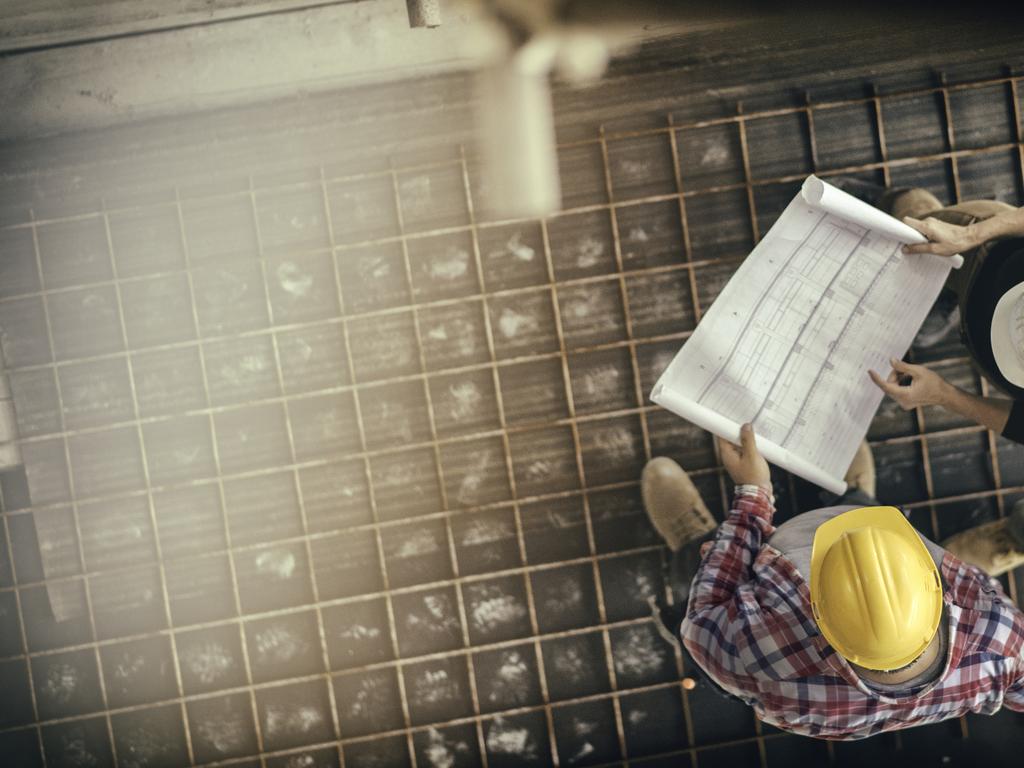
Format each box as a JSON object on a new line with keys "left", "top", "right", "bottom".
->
{"left": 26, "top": 207, "right": 119, "bottom": 766}
{"left": 99, "top": 200, "right": 197, "bottom": 765}
{"left": 328, "top": 168, "right": 416, "bottom": 768}
{"left": 597, "top": 125, "right": 641, "bottom": 763}
{"left": 0, "top": 487, "right": 47, "bottom": 767}
{"left": 176, "top": 183, "right": 267, "bottom": 758}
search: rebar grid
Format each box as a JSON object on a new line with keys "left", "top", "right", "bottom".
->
{"left": 0, "top": 72, "right": 1022, "bottom": 768}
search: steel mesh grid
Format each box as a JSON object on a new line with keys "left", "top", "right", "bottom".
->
{"left": 0, "top": 72, "right": 1022, "bottom": 768}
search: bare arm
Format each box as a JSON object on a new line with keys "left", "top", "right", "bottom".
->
{"left": 901, "top": 206, "right": 1024, "bottom": 256}
{"left": 869, "top": 358, "right": 1011, "bottom": 434}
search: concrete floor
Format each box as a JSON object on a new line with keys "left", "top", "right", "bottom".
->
{"left": 2, "top": 22, "right": 1024, "bottom": 768}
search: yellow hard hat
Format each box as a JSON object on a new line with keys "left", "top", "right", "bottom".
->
{"left": 810, "top": 506, "right": 943, "bottom": 671}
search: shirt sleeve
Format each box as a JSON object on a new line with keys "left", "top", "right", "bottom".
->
{"left": 1001, "top": 399, "right": 1024, "bottom": 445}
{"left": 1007, "top": 661, "right": 1024, "bottom": 712}
{"left": 680, "top": 485, "right": 775, "bottom": 701}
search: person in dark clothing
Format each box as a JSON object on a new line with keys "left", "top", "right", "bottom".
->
{"left": 840, "top": 183, "right": 1024, "bottom": 445}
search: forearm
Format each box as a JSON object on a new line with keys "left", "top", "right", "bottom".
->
{"left": 686, "top": 485, "right": 774, "bottom": 615}
{"left": 967, "top": 206, "right": 1024, "bottom": 246}
{"left": 940, "top": 382, "right": 1012, "bottom": 434}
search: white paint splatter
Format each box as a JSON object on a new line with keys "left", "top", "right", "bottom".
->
{"left": 254, "top": 624, "right": 308, "bottom": 665}
{"left": 524, "top": 459, "right": 553, "bottom": 482}
{"left": 423, "top": 727, "right": 471, "bottom": 768}
{"left": 614, "top": 626, "right": 666, "bottom": 679}
{"left": 430, "top": 248, "right": 470, "bottom": 280}
{"left": 574, "top": 718, "right": 597, "bottom": 737}
{"left": 349, "top": 676, "right": 387, "bottom": 719}
{"left": 182, "top": 642, "right": 236, "bottom": 685}
{"left": 487, "top": 650, "right": 532, "bottom": 706}
{"left": 112, "top": 651, "right": 147, "bottom": 686}
{"left": 197, "top": 710, "right": 248, "bottom": 755}
{"left": 448, "top": 380, "right": 482, "bottom": 422}
{"left": 264, "top": 704, "right": 323, "bottom": 737}
{"left": 359, "top": 255, "right": 393, "bottom": 281}
{"left": 292, "top": 337, "right": 314, "bottom": 362}
{"left": 395, "top": 528, "right": 440, "bottom": 558}
{"left": 470, "top": 589, "right": 527, "bottom": 635}
{"left": 400, "top": 175, "right": 432, "bottom": 216}
{"left": 405, "top": 593, "right": 459, "bottom": 638}
{"left": 620, "top": 159, "right": 650, "bottom": 177}
{"left": 563, "top": 291, "right": 597, "bottom": 321}
{"left": 581, "top": 363, "right": 620, "bottom": 400}
{"left": 628, "top": 566, "right": 657, "bottom": 602}
{"left": 486, "top": 717, "right": 537, "bottom": 759}
{"left": 413, "top": 667, "right": 459, "bottom": 706}
{"left": 628, "top": 709, "right": 648, "bottom": 726}
{"left": 427, "top": 324, "right": 449, "bottom": 341}
{"left": 506, "top": 231, "right": 535, "bottom": 262}
{"left": 457, "top": 450, "right": 492, "bottom": 505}
{"left": 42, "top": 663, "right": 79, "bottom": 705}
{"left": 546, "top": 509, "right": 578, "bottom": 529}
{"left": 255, "top": 549, "right": 297, "bottom": 579}
{"left": 571, "top": 742, "right": 595, "bottom": 763}
{"left": 461, "top": 517, "right": 512, "bottom": 547}
{"left": 173, "top": 446, "right": 202, "bottom": 466}
{"left": 282, "top": 755, "right": 317, "bottom": 768}
{"left": 543, "top": 576, "right": 584, "bottom": 616}
{"left": 575, "top": 236, "right": 605, "bottom": 269}
{"left": 593, "top": 426, "right": 636, "bottom": 461}
{"left": 340, "top": 624, "right": 382, "bottom": 643}
{"left": 627, "top": 227, "right": 649, "bottom": 243}
{"left": 498, "top": 308, "right": 539, "bottom": 339}
{"left": 276, "top": 261, "right": 313, "bottom": 298}
{"left": 552, "top": 645, "right": 589, "bottom": 683}
{"left": 700, "top": 140, "right": 730, "bottom": 167}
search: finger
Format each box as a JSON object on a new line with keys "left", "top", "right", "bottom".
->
{"left": 901, "top": 242, "right": 938, "bottom": 255}
{"left": 889, "top": 358, "right": 922, "bottom": 375}
{"left": 869, "top": 369, "right": 900, "bottom": 396}
{"left": 739, "top": 423, "right": 757, "bottom": 454}
{"left": 716, "top": 434, "right": 740, "bottom": 459}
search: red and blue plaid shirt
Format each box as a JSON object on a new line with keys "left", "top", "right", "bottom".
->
{"left": 681, "top": 486, "right": 1024, "bottom": 740}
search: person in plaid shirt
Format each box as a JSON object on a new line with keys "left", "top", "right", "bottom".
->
{"left": 644, "top": 423, "right": 1024, "bottom": 740}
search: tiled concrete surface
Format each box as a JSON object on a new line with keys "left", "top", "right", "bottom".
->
{"left": 2, "top": 61, "right": 1024, "bottom": 768}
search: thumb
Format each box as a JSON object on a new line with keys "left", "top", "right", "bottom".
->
{"left": 740, "top": 423, "right": 756, "bottom": 453}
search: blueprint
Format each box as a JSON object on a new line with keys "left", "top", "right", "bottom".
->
{"left": 652, "top": 176, "right": 962, "bottom": 494}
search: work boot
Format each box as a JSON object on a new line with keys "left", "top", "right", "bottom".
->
{"left": 844, "top": 440, "right": 876, "bottom": 500}
{"left": 941, "top": 500, "right": 1024, "bottom": 577}
{"left": 641, "top": 457, "right": 717, "bottom": 552}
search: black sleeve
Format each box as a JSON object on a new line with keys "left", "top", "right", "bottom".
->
{"left": 1001, "top": 399, "right": 1024, "bottom": 445}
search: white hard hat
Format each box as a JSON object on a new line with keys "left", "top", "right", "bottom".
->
{"left": 991, "top": 281, "right": 1024, "bottom": 388}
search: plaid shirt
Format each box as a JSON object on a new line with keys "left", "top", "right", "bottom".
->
{"left": 681, "top": 486, "right": 1024, "bottom": 740}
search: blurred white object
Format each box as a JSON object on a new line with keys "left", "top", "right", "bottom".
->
{"left": 0, "top": 368, "right": 21, "bottom": 470}
{"left": 467, "top": 0, "right": 677, "bottom": 217}
{"left": 407, "top": 0, "right": 442, "bottom": 28}
{"left": 477, "top": 58, "right": 561, "bottom": 218}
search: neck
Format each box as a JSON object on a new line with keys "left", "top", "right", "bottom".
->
{"left": 852, "top": 631, "right": 942, "bottom": 686}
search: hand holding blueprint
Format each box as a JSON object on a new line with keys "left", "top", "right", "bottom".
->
{"left": 651, "top": 176, "right": 962, "bottom": 494}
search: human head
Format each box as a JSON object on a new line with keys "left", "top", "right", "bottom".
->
{"left": 810, "top": 506, "right": 943, "bottom": 671}
{"left": 991, "top": 282, "right": 1024, "bottom": 388}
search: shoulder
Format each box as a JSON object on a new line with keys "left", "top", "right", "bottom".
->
{"left": 943, "top": 555, "right": 1024, "bottom": 657}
